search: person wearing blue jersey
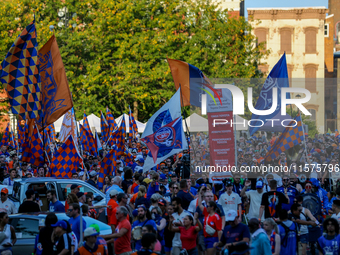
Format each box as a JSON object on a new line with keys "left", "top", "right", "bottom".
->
{"left": 277, "top": 175, "right": 299, "bottom": 211}
{"left": 317, "top": 218, "right": 340, "bottom": 255}
{"left": 278, "top": 209, "right": 298, "bottom": 255}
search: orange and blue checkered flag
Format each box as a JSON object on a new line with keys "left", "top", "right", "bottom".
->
{"left": 48, "top": 135, "right": 82, "bottom": 178}
{"left": 0, "top": 20, "right": 42, "bottom": 120}
{"left": 100, "top": 111, "right": 108, "bottom": 143}
{"left": 17, "top": 121, "right": 26, "bottom": 147}
{"left": 129, "top": 106, "right": 138, "bottom": 141}
{"left": 265, "top": 113, "right": 304, "bottom": 162}
{"left": 10, "top": 129, "right": 17, "bottom": 150}
{"left": 79, "top": 124, "right": 97, "bottom": 156}
{"left": 0, "top": 123, "right": 10, "bottom": 148}
{"left": 45, "top": 124, "right": 56, "bottom": 142}
{"left": 106, "top": 107, "right": 118, "bottom": 137}
{"left": 116, "top": 116, "right": 126, "bottom": 156}
{"left": 83, "top": 111, "right": 91, "bottom": 134}
{"left": 22, "top": 123, "right": 45, "bottom": 167}
{"left": 98, "top": 148, "right": 117, "bottom": 189}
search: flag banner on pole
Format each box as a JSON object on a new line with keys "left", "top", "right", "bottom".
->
{"left": 265, "top": 113, "right": 304, "bottom": 162}
{"left": 106, "top": 107, "right": 118, "bottom": 138}
{"left": 46, "top": 123, "right": 56, "bottom": 142}
{"left": 167, "top": 58, "right": 221, "bottom": 107}
{"left": 141, "top": 88, "right": 188, "bottom": 171}
{"left": 37, "top": 35, "right": 73, "bottom": 129}
{"left": 22, "top": 123, "right": 45, "bottom": 167}
{"left": 129, "top": 106, "right": 138, "bottom": 140}
{"left": 98, "top": 148, "right": 116, "bottom": 189}
{"left": 0, "top": 20, "right": 42, "bottom": 120}
{"left": 82, "top": 111, "right": 91, "bottom": 134}
{"left": 48, "top": 135, "right": 82, "bottom": 178}
{"left": 17, "top": 121, "right": 26, "bottom": 147}
{"left": 249, "top": 53, "right": 290, "bottom": 135}
{"left": 79, "top": 124, "right": 97, "bottom": 156}
{"left": 100, "top": 111, "right": 108, "bottom": 143}
{"left": 116, "top": 116, "right": 126, "bottom": 156}
{"left": 0, "top": 123, "right": 10, "bottom": 148}
{"left": 10, "top": 130, "right": 17, "bottom": 150}
{"left": 59, "top": 108, "right": 78, "bottom": 146}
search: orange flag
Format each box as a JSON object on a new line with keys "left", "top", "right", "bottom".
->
{"left": 37, "top": 35, "right": 73, "bottom": 130}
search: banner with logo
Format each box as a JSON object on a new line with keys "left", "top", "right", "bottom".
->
{"left": 206, "top": 86, "right": 235, "bottom": 181}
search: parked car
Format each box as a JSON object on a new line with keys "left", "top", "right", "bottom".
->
{"left": 4, "top": 177, "right": 106, "bottom": 211}
{"left": 9, "top": 212, "right": 112, "bottom": 255}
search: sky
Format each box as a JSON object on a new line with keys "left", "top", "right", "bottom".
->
{"left": 245, "top": 0, "right": 328, "bottom": 17}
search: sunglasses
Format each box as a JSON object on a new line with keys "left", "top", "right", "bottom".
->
{"left": 173, "top": 187, "right": 179, "bottom": 189}
{"left": 68, "top": 209, "right": 74, "bottom": 212}
{"left": 306, "top": 186, "right": 312, "bottom": 189}
{"left": 283, "top": 179, "right": 289, "bottom": 181}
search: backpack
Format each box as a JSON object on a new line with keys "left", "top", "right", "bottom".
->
{"left": 279, "top": 222, "right": 298, "bottom": 250}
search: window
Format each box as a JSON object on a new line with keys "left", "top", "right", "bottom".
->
{"left": 304, "top": 64, "right": 318, "bottom": 93}
{"left": 280, "top": 28, "right": 292, "bottom": 53}
{"left": 305, "top": 27, "right": 317, "bottom": 54}
{"left": 255, "top": 28, "right": 267, "bottom": 49}
{"left": 307, "top": 109, "right": 316, "bottom": 121}
{"left": 15, "top": 218, "right": 39, "bottom": 239}
{"left": 59, "top": 183, "right": 97, "bottom": 201}
{"left": 325, "top": 24, "right": 329, "bottom": 37}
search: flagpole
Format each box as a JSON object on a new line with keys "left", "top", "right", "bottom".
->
{"left": 234, "top": 115, "right": 238, "bottom": 169}
{"left": 299, "top": 110, "right": 310, "bottom": 167}
{"left": 15, "top": 115, "right": 19, "bottom": 160}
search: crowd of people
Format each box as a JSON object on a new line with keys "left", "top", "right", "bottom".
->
{"left": 0, "top": 131, "right": 340, "bottom": 255}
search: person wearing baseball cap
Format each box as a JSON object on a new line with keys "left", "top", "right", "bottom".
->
{"left": 51, "top": 221, "right": 72, "bottom": 255}
{"left": 218, "top": 180, "right": 242, "bottom": 221}
{"left": 89, "top": 223, "right": 108, "bottom": 253}
{"left": 87, "top": 171, "right": 98, "bottom": 189}
{"left": 77, "top": 227, "right": 106, "bottom": 255}
{"left": 0, "top": 187, "right": 16, "bottom": 215}
{"left": 107, "top": 190, "right": 119, "bottom": 226}
{"left": 240, "top": 180, "right": 264, "bottom": 221}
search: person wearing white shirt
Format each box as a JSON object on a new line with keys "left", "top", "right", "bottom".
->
{"left": 218, "top": 181, "right": 242, "bottom": 221}
{"left": 2, "top": 169, "right": 16, "bottom": 187}
{"left": 0, "top": 188, "right": 17, "bottom": 215}
{"left": 240, "top": 180, "right": 265, "bottom": 221}
{"left": 171, "top": 197, "right": 191, "bottom": 255}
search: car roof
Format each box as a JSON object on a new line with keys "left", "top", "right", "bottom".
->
{"left": 14, "top": 177, "right": 87, "bottom": 183}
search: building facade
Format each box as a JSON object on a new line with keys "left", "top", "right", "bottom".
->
{"left": 248, "top": 7, "right": 327, "bottom": 133}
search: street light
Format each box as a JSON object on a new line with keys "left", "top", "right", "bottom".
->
{"left": 57, "top": 7, "right": 76, "bottom": 28}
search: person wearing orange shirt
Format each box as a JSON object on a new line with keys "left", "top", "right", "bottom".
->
{"left": 109, "top": 193, "right": 130, "bottom": 232}
{"left": 107, "top": 190, "right": 119, "bottom": 224}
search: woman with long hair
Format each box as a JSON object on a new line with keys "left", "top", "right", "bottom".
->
{"left": 170, "top": 213, "right": 202, "bottom": 255}
{"left": 67, "top": 193, "right": 79, "bottom": 205}
{"left": 0, "top": 212, "right": 16, "bottom": 255}
{"left": 135, "top": 185, "right": 149, "bottom": 208}
{"left": 103, "top": 175, "right": 112, "bottom": 193}
{"left": 263, "top": 218, "right": 281, "bottom": 255}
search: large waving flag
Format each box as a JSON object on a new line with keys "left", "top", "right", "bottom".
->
{"left": 79, "top": 124, "right": 97, "bottom": 156}
{"left": 265, "top": 113, "right": 304, "bottom": 162}
{"left": 141, "top": 88, "right": 188, "bottom": 171}
{"left": 116, "top": 116, "right": 126, "bottom": 156}
{"left": 98, "top": 148, "right": 117, "bottom": 189}
{"left": 167, "top": 58, "right": 222, "bottom": 107}
{"left": 37, "top": 35, "right": 73, "bottom": 129}
{"left": 129, "top": 106, "right": 138, "bottom": 140}
{"left": 0, "top": 20, "right": 42, "bottom": 120}
{"left": 0, "top": 123, "right": 10, "bottom": 148}
{"left": 9, "top": 130, "right": 17, "bottom": 150}
{"left": 22, "top": 123, "right": 45, "bottom": 167}
{"left": 106, "top": 107, "right": 118, "bottom": 134}
{"left": 249, "top": 53, "right": 290, "bottom": 135}
{"left": 48, "top": 135, "right": 82, "bottom": 178}
{"left": 59, "top": 108, "right": 78, "bottom": 146}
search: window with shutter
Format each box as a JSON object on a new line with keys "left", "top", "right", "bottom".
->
{"left": 305, "top": 27, "right": 317, "bottom": 54}
{"left": 280, "top": 29, "right": 292, "bottom": 53}
{"left": 304, "top": 64, "right": 317, "bottom": 93}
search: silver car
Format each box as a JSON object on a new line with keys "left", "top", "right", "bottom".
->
{"left": 9, "top": 213, "right": 112, "bottom": 255}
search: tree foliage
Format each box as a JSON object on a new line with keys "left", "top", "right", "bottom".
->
{"left": 0, "top": 0, "right": 268, "bottom": 122}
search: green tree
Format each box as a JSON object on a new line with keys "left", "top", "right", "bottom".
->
{"left": 0, "top": 0, "right": 268, "bottom": 122}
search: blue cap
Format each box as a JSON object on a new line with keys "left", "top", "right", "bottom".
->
{"left": 310, "top": 178, "right": 319, "bottom": 187}
{"left": 51, "top": 220, "right": 67, "bottom": 230}
{"left": 132, "top": 209, "right": 138, "bottom": 217}
{"left": 160, "top": 174, "right": 166, "bottom": 180}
